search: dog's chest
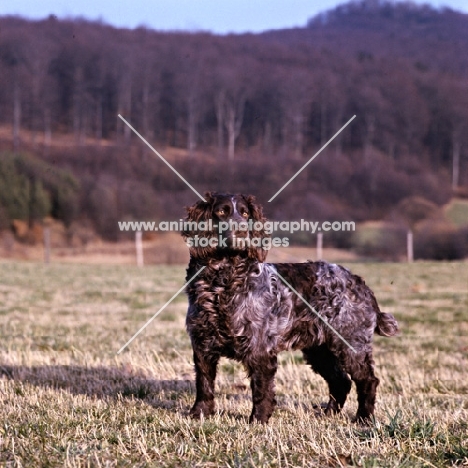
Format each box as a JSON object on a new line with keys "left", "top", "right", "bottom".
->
{"left": 188, "top": 262, "right": 296, "bottom": 356}
{"left": 220, "top": 264, "right": 295, "bottom": 354}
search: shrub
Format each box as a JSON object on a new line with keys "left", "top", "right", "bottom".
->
{"left": 30, "top": 180, "right": 51, "bottom": 221}
{"left": 414, "top": 221, "right": 467, "bottom": 260}
{"left": 351, "top": 221, "right": 406, "bottom": 260}
{"left": 0, "top": 152, "right": 79, "bottom": 226}
{"left": 86, "top": 182, "right": 120, "bottom": 241}
{"left": 0, "top": 154, "right": 30, "bottom": 220}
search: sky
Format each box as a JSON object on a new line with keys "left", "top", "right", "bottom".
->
{"left": 2, "top": 0, "right": 468, "bottom": 34}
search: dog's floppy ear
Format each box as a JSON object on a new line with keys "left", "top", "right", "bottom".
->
{"left": 243, "top": 194, "right": 269, "bottom": 263}
{"left": 182, "top": 192, "right": 217, "bottom": 260}
{"left": 184, "top": 192, "right": 215, "bottom": 225}
{"left": 244, "top": 195, "right": 266, "bottom": 223}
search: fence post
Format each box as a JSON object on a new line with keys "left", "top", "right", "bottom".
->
{"left": 407, "top": 229, "right": 413, "bottom": 263}
{"left": 316, "top": 232, "right": 323, "bottom": 260}
{"left": 135, "top": 231, "right": 144, "bottom": 267}
{"left": 43, "top": 226, "right": 51, "bottom": 264}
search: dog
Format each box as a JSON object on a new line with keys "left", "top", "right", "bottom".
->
{"left": 182, "top": 192, "right": 398, "bottom": 423}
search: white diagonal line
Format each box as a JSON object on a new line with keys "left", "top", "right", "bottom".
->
{"left": 275, "top": 271, "right": 357, "bottom": 353}
{"left": 118, "top": 114, "right": 206, "bottom": 202}
{"left": 268, "top": 115, "right": 356, "bottom": 202}
{"left": 116, "top": 266, "right": 206, "bottom": 354}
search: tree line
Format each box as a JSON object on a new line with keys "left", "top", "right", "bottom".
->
{"left": 0, "top": 1, "right": 467, "bottom": 173}
{"left": 0, "top": 0, "right": 467, "bottom": 259}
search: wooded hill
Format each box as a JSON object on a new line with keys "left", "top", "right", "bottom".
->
{"left": 0, "top": 0, "right": 467, "bottom": 258}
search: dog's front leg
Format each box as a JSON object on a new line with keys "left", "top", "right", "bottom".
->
{"left": 190, "top": 347, "right": 219, "bottom": 419}
{"left": 246, "top": 355, "right": 278, "bottom": 423}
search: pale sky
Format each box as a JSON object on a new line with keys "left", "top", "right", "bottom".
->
{"left": 2, "top": 0, "right": 468, "bottom": 34}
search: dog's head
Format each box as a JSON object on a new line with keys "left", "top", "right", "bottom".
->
{"left": 182, "top": 192, "right": 269, "bottom": 262}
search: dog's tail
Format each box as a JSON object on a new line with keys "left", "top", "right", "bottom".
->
{"left": 375, "top": 310, "right": 399, "bottom": 337}
{"left": 370, "top": 293, "right": 399, "bottom": 336}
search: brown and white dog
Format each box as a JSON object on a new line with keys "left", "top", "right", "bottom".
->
{"left": 182, "top": 192, "right": 398, "bottom": 423}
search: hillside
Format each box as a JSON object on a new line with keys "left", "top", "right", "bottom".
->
{"left": 264, "top": 1, "right": 468, "bottom": 75}
{"left": 0, "top": 0, "right": 467, "bottom": 258}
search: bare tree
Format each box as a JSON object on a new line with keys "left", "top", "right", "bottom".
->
{"left": 13, "top": 80, "right": 21, "bottom": 151}
{"left": 279, "top": 68, "right": 314, "bottom": 158}
{"left": 215, "top": 90, "right": 225, "bottom": 158}
{"left": 447, "top": 80, "right": 468, "bottom": 190}
{"left": 176, "top": 45, "right": 211, "bottom": 157}
{"left": 116, "top": 48, "right": 134, "bottom": 145}
{"left": 224, "top": 92, "right": 245, "bottom": 161}
{"left": 212, "top": 58, "right": 249, "bottom": 161}
{"left": 0, "top": 32, "right": 28, "bottom": 151}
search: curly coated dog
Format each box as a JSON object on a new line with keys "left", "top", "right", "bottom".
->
{"left": 182, "top": 192, "right": 398, "bottom": 423}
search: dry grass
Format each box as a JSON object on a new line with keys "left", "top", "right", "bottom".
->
{"left": 0, "top": 260, "right": 467, "bottom": 467}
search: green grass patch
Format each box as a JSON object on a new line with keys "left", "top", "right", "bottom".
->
{"left": 444, "top": 198, "right": 468, "bottom": 227}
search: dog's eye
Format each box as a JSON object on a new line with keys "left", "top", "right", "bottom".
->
{"left": 242, "top": 212, "right": 249, "bottom": 218}
{"left": 218, "top": 209, "right": 225, "bottom": 215}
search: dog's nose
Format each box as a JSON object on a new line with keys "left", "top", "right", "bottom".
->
{"left": 232, "top": 213, "right": 245, "bottom": 223}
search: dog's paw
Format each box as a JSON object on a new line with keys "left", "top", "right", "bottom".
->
{"left": 249, "top": 406, "right": 274, "bottom": 424}
{"left": 189, "top": 401, "right": 215, "bottom": 419}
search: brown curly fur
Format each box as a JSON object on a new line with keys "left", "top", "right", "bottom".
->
{"left": 183, "top": 192, "right": 398, "bottom": 423}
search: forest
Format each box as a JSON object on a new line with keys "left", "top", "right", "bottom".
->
{"left": 0, "top": 0, "right": 467, "bottom": 258}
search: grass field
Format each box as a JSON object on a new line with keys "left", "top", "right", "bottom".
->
{"left": 0, "top": 260, "right": 467, "bottom": 467}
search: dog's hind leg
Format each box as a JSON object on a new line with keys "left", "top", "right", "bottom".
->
{"left": 302, "top": 345, "right": 352, "bottom": 415}
{"left": 190, "top": 347, "right": 220, "bottom": 419}
{"left": 346, "top": 352, "right": 379, "bottom": 422}
{"left": 246, "top": 355, "right": 278, "bottom": 423}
